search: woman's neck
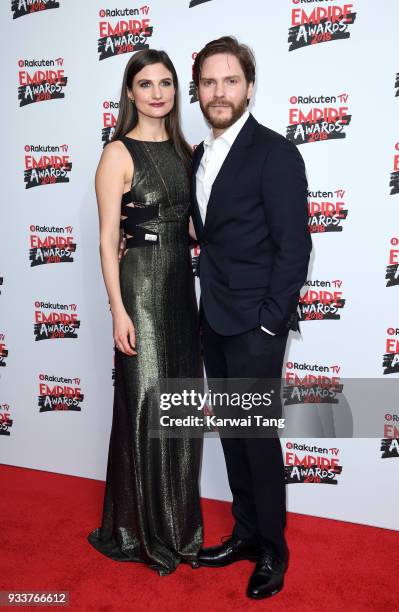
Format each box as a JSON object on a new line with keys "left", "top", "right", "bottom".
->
{"left": 128, "top": 115, "right": 169, "bottom": 142}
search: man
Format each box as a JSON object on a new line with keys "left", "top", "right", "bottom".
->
{"left": 190, "top": 36, "right": 312, "bottom": 599}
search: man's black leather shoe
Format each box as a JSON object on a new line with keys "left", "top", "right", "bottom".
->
{"left": 198, "top": 535, "right": 261, "bottom": 567}
{"left": 246, "top": 552, "right": 287, "bottom": 599}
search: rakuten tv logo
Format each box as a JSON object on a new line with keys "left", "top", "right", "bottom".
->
{"left": 287, "top": 94, "right": 351, "bottom": 144}
{"left": 288, "top": 2, "right": 356, "bottom": 51}
{"left": 390, "top": 142, "right": 399, "bottom": 195}
{"left": 24, "top": 144, "right": 72, "bottom": 188}
{"left": 38, "top": 372, "right": 84, "bottom": 412}
{"left": 18, "top": 58, "right": 67, "bottom": 106}
{"left": 284, "top": 442, "right": 342, "bottom": 484}
{"left": 12, "top": 0, "right": 60, "bottom": 19}
{"left": 383, "top": 328, "right": 399, "bottom": 375}
{"left": 0, "top": 403, "right": 13, "bottom": 437}
{"left": 29, "top": 224, "right": 76, "bottom": 267}
{"left": 386, "top": 236, "right": 399, "bottom": 287}
{"left": 308, "top": 188, "right": 348, "bottom": 233}
{"left": 33, "top": 301, "right": 80, "bottom": 341}
{"left": 299, "top": 279, "right": 346, "bottom": 321}
{"left": 284, "top": 361, "right": 343, "bottom": 405}
{"left": 98, "top": 5, "right": 153, "bottom": 61}
{"left": 380, "top": 413, "right": 399, "bottom": 459}
{"left": 102, "top": 100, "right": 119, "bottom": 146}
{"left": 0, "top": 333, "right": 8, "bottom": 368}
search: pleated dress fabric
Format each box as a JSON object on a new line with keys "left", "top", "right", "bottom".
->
{"left": 87, "top": 137, "right": 203, "bottom": 575}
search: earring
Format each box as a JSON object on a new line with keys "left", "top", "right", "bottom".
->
{"left": 130, "top": 99, "right": 135, "bottom": 105}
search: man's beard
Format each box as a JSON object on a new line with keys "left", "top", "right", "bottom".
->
{"left": 200, "top": 95, "right": 248, "bottom": 130}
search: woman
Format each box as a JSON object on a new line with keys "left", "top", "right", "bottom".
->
{"left": 87, "top": 49, "right": 203, "bottom": 575}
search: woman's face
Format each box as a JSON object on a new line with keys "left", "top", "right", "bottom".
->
{"left": 129, "top": 62, "right": 175, "bottom": 119}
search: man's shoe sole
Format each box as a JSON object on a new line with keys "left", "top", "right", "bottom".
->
{"left": 198, "top": 554, "right": 259, "bottom": 567}
{"left": 246, "top": 583, "right": 284, "bottom": 599}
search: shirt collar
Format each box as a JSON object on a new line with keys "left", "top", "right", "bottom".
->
{"left": 204, "top": 110, "right": 250, "bottom": 150}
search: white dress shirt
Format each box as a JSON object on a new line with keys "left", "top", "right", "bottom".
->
{"left": 195, "top": 110, "right": 275, "bottom": 336}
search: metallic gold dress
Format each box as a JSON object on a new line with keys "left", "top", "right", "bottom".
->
{"left": 88, "top": 137, "right": 203, "bottom": 575}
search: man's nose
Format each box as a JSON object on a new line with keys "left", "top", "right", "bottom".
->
{"left": 214, "top": 81, "right": 226, "bottom": 98}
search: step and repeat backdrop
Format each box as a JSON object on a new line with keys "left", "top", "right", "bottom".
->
{"left": 0, "top": 0, "right": 398, "bottom": 530}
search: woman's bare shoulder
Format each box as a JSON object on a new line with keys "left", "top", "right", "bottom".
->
{"left": 102, "top": 139, "right": 128, "bottom": 160}
{"left": 98, "top": 140, "right": 132, "bottom": 173}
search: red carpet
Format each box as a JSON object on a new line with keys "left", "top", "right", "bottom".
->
{"left": 0, "top": 464, "right": 398, "bottom": 612}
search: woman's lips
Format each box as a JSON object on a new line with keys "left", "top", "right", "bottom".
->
{"left": 149, "top": 102, "right": 165, "bottom": 107}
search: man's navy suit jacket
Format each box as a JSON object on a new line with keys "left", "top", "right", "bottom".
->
{"left": 190, "top": 113, "right": 312, "bottom": 336}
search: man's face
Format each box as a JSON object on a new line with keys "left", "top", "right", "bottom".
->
{"left": 198, "top": 53, "right": 253, "bottom": 131}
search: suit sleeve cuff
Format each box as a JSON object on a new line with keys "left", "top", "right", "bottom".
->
{"left": 261, "top": 326, "right": 276, "bottom": 336}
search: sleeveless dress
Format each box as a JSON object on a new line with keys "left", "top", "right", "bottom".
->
{"left": 88, "top": 137, "right": 203, "bottom": 575}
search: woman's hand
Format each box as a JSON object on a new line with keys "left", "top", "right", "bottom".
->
{"left": 113, "top": 309, "right": 137, "bottom": 356}
{"left": 118, "top": 235, "right": 126, "bottom": 262}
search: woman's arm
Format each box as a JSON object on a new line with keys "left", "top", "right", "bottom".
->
{"left": 96, "top": 142, "right": 136, "bottom": 355}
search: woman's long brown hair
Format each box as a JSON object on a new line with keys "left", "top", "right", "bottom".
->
{"left": 111, "top": 49, "right": 192, "bottom": 174}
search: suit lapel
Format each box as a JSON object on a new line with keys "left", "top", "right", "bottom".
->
{"left": 191, "top": 114, "right": 258, "bottom": 238}
{"left": 191, "top": 142, "right": 204, "bottom": 238}
{"left": 204, "top": 114, "right": 257, "bottom": 232}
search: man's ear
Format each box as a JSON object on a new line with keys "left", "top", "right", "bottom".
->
{"left": 247, "top": 81, "right": 254, "bottom": 101}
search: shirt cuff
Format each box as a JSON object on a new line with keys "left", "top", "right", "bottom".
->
{"left": 261, "top": 326, "right": 276, "bottom": 336}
